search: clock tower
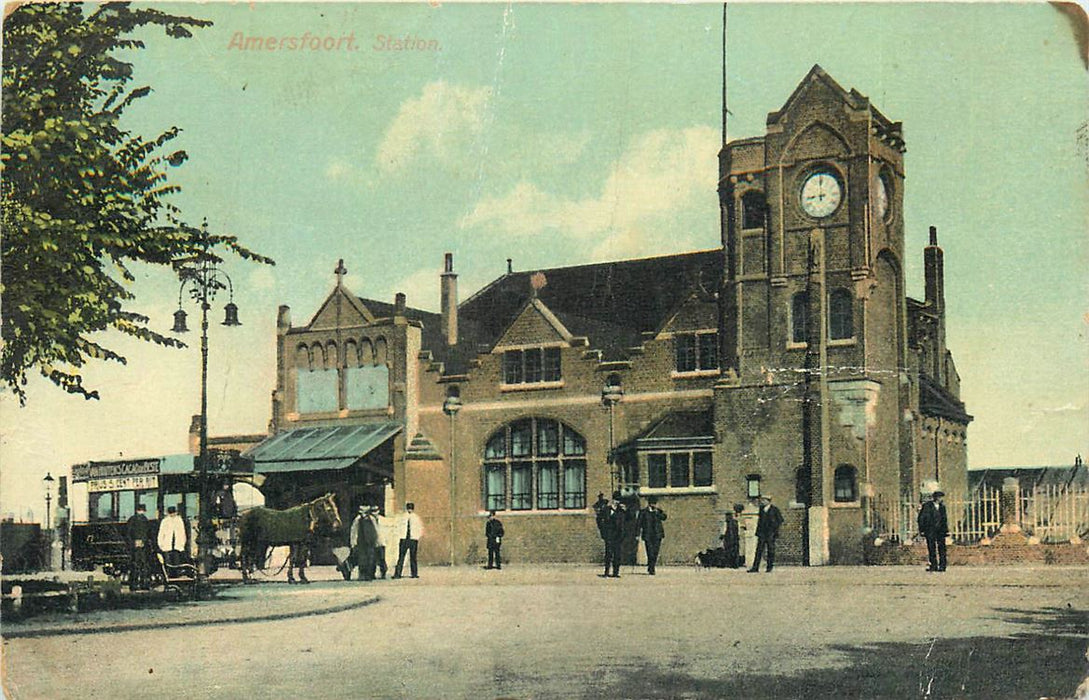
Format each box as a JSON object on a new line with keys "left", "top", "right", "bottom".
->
{"left": 715, "top": 65, "right": 913, "bottom": 565}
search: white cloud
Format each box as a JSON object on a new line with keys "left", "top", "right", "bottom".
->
{"left": 458, "top": 126, "right": 719, "bottom": 259}
{"left": 376, "top": 82, "right": 493, "bottom": 175}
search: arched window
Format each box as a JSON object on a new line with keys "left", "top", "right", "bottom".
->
{"left": 829, "top": 288, "right": 853, "bottom": 340}
{"left": 741, "top": 190, "right": 767, "bottom": 230}
{"left": 482, "top": 419, "right": 587, "bottom": 512}
{"left": 791, "top": 292, "right": 808, "bottom": 344}
{"left": 834, "top": 465, "right": 858, "bottom": 502}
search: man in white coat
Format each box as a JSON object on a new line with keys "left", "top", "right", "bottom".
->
{"left": 157, "top": 506, "right": 188, "bottom": 567}
{"left": 392, "top": 502, "right": 424, "bottom": 579}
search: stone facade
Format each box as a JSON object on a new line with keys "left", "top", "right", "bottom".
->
{"left": 250, "top": 66, "right": 971, "bottom": 566}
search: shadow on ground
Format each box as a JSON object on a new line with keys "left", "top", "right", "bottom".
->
{"left": 595, "top": 606, "right": 1089, "bottom": 700}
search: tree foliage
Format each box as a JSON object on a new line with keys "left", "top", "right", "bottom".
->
{"left": 1, "top": 3, "right": 272, "bottom": 403}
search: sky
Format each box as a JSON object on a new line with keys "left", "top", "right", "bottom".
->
{"left": 2, "top": 2, "right": 1086, "bottom": 522}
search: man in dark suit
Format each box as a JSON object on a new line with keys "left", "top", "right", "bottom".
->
{"left": 748, "top": 495, "right": 783, "bottom": 573}
{"left": 485, "top": 511, "right": 505, "bottom": 570}
{"left": 917, "top": 491, "right": 949, "bottom": 572}
{"left": 598, "top": 493, "right": 626, "bottom": 578}
{"left": 637, "top": 496, "right": 667, "bottom": 575}
{"left": 125, "top": 503, "right": 151, "bottom": 591}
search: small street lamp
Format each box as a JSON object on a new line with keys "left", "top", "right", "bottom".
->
{"left": 172, "top": 221, "right": 243, "bottom": 584}
{"left": 601, "top": 376, "right": 624, "bottom": 493}
{"left": 443, "top": 391, "right": 463, "bottom": 567}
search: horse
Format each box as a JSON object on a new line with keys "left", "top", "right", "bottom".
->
{"left": 239, "top": 492, "right": 342, "bottom": 584}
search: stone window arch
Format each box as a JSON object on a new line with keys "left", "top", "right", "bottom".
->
{"left": 482, "top": 418, "right": 587, "bottom": 512}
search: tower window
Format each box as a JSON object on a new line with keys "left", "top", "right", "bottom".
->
{"left": 834, "top": 465, "right": 858, "bottom": 502}
{"left": 791, "top": 293, "right": 808, "bottom": 344}
{"left": 829, "top": 289, "right": 854, "bottom": 340}
{"left": 741, "top": 190, "right": 767, "bottom": 230}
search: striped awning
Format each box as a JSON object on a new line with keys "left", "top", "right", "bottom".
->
{"left": 243, "top": 423, "right": 401, "bottom": 474}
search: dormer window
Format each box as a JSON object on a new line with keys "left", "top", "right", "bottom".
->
{"left": 502, "top": 347, "right": 561, "bottom": 386}
{"left": 674, "top": 331, "right": 718, "bottom": 374}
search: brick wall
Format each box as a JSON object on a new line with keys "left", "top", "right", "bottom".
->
{"left": 865, "top": 540, "right": 1089, "bottom": 566}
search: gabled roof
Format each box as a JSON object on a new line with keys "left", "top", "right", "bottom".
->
{"left": 431, "top": 249, "right": 723, "bottom": 374}
{"left": 968, "top": 464, "right": 1089, "bottom": 493}
{"left": 616, "top": 410, "right": 715, "bottom": 452}
{"left": 767, "top": 64, "right": 898, "bottom": 135}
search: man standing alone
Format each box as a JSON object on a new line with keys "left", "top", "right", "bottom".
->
{"left": 637, "top": 496, "right": 667, "bottom": 575}
{"left": 748, "top": 495, "right": 783, "bottom": 573}
{"left": 485, "top": 511, "right": 505, "bottom": 569}
{"left": 917, "top": 491, "right": 949, "bottom": 572}
{"left": 393, "top": 502, "right": 424, "bottom": 579}
{"left": 126, "top": 503, "right": 151, "bottom": 590}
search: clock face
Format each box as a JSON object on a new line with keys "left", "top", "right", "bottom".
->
{"left": 875, "top": 172, "right": 890, "bottom": 220}
{"left": 800, "top": 171, "right": 842, "bottom": 218}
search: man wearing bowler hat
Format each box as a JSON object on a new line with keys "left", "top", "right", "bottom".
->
{"left": 637, "top": 496, "right": 667, "bottom": 575}
{"left": 917, "top": 491, "right": 949, "bottom": 572}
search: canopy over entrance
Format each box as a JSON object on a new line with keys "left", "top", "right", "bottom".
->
{"left": 244, "top": 422, "right": 402, "bottom": 475}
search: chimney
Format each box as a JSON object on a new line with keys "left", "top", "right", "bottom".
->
{"left": 441, "top": 253, "right": 458, "bottom": 346}
{"left": 924, "top": 225, "right": 944, "bottom": 314}
{"left": 277, "top": 305, "right": 291, "bottom": 334}
{"left": 924, "top": 225, "right": 947, "bottom": 385}
{"left": 188, "top": 414, "right": 202, "bottom": 455}
{"left": 394, "top": 292, "right": 407, "bottom": 320}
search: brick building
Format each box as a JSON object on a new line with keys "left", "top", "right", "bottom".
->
{"left": 244, "top": 66, "right": 971, "bottom": 566}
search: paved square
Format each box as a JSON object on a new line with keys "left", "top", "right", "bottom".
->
{"left": 3, "top": 565, "right": 1087, "bottom": 699}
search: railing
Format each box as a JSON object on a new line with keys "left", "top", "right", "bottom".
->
{"left": 868, "top": 488, "right": 1002, "bottom": 544}
{"left": 869, "top": 484, "right": 1089, "bottom": 545}
{"left": 1021, "top": 484, "right": 1089, "bottom": 543}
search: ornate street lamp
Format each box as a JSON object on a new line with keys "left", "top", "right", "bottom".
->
{"left": 443, "top": 390, "right": 463, "bottom": 567}
{"left": 172, "top": 221, "right": 242, "bottom": 582}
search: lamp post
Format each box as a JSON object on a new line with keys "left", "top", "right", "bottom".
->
{"left": 43, "top": 472, "right": 55, "bottom": 572}
{"left": 443, "top": 392, "right": 463, "bottom": 567}
{"left": 601, "top": 377, "right": 624, "bottom": 494}
{"left": 172, "top": 221, "right": 242, "bottom": 582}
{"left": 43, "top": 472, "right": 55, "bottom": 531}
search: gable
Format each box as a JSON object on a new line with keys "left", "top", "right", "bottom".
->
{"left": 768, "top": 65, "right": 863, "bottom": 126}
{"left": 783, "top": 121, "right": 852, "bottom": 161}
{"left": 493, "top": 300, "right": 571, "bottom": 349}
{"left": 308, "top": 287, "right": 374, "bottom": 331}
{"left": 660, "top": 293, "right": 718, "bottom": 336}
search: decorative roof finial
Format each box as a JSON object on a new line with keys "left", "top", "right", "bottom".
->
{"left": 530, "top": 271, "right": 547, "bottom": 298}
{"left": 334, "top": 259, "right": 347, "bottom": 287}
